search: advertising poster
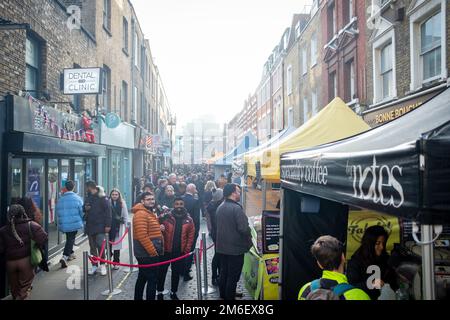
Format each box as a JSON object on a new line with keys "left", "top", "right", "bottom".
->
{"left": 262, "top": 211, "right": 280, "bottom": 254}
{"left": 262, "top": 254, "right": 279, "bottom": 300}
{"left": 243, "top": 248, "right": 263, "bottom": 300}
{"left": 27, "top": 168, "right": 41, "bottom": 208}
{"left": 346, "top": 210, "right": 400, "bottom": 259}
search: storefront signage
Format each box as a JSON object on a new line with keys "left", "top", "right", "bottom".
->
{"left": 11, "top": 94, "right": 99, "bottom": 143}
{"left": 63, "top": 67, "right": 101, "bottom": 95}
{"left": 281, "top": 147, "right": 420, "bottom": 218}
{"left": 262, "top": 211, "right": 280, "bottom": 254}
{"left": 363, "top": 91, "right": 442, "bottom": 127}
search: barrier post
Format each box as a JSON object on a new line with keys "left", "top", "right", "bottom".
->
{"left": 102, "top": 233, "right": 122, "bottom": 296}
{"left": 202, "top": 232, "right": 215, "bottom": 295}
{"left": 123, "top": 225, "right": 138, "bottom": 273}
{"left": 195, "top": 248, "right": 203, "bottom": 300}
{"left": 83, "top": 251, "right": 89, "bottom": 300}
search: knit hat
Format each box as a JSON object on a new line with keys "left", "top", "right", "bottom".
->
{"left": 212, "top": 188, "right": 223, "bottom": 202}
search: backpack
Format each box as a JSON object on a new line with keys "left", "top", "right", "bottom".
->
{"left": 305, "top": 279, "right": 354, "bottom": 300}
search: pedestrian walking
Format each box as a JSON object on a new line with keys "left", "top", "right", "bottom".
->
{"left": 84, "top": 181, "right": 112, "bottom": 276}
{"left": 0, "top": 205, "right": 48, "bottom": 300}
{"left": 10, "top": 197, "right": 43, "bottom": 225}
{"left": 108, "top": 188, "right": 129, "bottom": 270}
{"left": 132, "top": 192, "right": 164, "bottom": 300}
{"left": 157, "top": 197, "right": 195, "bottom": 300}
{"left": 56, "top": 180, "right": 84, "bottom": 268}
{"left": 207, "top": 188, "right": 224, "bottom": 286}
{"left": 216, "top": 183, "right": 252, "bottom": 300}
{"left": 182, "top": 184, "right": 201, "bottom": 281}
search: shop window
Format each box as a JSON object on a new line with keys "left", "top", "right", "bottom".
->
{"left": 25, "top": 35, "right": 41, "bottom": 98}
{"left": 103, "top": 0, "right": 111, "bottom": 33}
{"left": 48, "top": 159, "right": 59, "bottom": 250}
{"left": 10, "top": 158, "right": 23, "bottom": 200}
{"left": 74, "top": 159, "right": 86, "bottom": 197}
{"left": 26, "top": 159, "right": 45, "bottom": 212}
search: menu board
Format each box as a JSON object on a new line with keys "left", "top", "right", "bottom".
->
{"left": 262, "top": 210, "right": 280, "bottom": 254}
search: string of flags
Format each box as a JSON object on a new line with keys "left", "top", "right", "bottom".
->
{"left": 22, "top": 92, "right": 94, "bottom": 143}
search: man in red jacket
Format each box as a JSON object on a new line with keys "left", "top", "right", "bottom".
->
{"left": 156, "top": 197, "right": 195, "bottom": 300}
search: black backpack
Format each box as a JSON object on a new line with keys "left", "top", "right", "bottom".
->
{"left": 305, "top": 279, "right": 354, "bottom": 300}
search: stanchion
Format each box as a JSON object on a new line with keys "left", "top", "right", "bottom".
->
{"left": 202, "top": 232, "right": 215, "bottom": 295}
{"left": 123, "top": 224, "right": 138, "bottom": 273}
{"left": 195, "top": 248, "right": 203, "bottom": 300}
{"left": 83, "top": 251, "right": 89, "bottom": 300}
{"left": 102, "top": 233, "right": 122, "bottom": 296}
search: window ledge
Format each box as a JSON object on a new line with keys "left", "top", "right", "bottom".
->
{"left": 407, "top": 78, "right": 448, "bottom": 96}
{"left": 122, "top": 48, "right": 129, "bottom": 57}
{"left": 103, "top": 25, "right": 112, "bottom": 37}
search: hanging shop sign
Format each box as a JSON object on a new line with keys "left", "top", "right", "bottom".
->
{"left": 63, "top": 67, "right": 102, "bottom": 95}
{"left": 11, "top": 94, "right": 99, "bottom": 143}
{"left": 281, "top": 147, "right": 420, "bottom": 219}
{"left": 105, "top": 113, "right": 121, "bottom": 129}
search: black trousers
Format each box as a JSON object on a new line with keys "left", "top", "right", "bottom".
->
{"left": 184, "top": 232, "right": 199, "bottom": 276}
{"left": 212, "top": 246, "right": 221, "bottom": 279}
{"left": 63, "top": 231, "right": 77, "bottom": 257}
{"left": 134, "top": 256, "right": 159, "bottom": 300}
{"left": 219, "top": 254, "right": 244, "bottom": 300}
{"left": 157, "top": 253, "right": 185, "bottom": 293}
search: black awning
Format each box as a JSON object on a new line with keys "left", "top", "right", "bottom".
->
{"left": 280, "top": 87, "right": 450, "bottom": 223}
{"left": 5, "top": 132, "right": 106, "bottom": 157}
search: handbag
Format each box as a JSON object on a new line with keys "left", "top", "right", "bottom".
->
{"left": 28, "top": 222, "right": 43, "bottom": 267}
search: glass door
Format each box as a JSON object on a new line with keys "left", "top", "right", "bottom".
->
{"left": 48, "top": 159, "right": 59, "bottom": 250}
{"left": 25, "top": 159, "right": 45, "bottom": 213}
{"left": 10, "top": 158, "right": 23, "bottom": 201}
{"left": 74, "top": 159, "right": 86, "bottom": 198}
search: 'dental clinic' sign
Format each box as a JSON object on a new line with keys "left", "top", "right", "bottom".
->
{"left": 63, "top": 67, "right": 101, "bottom": 95}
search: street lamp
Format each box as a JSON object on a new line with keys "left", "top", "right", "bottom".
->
{"left": 168, "top": 117, "right": 176, "bottom": 172}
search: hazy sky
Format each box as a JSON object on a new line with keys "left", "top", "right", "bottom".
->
{"left": 131, "top": 0, "right": 312, "bottom": 132}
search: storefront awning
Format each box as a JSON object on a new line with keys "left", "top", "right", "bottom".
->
{"left": 280, "top": 87, "right": 450, "bottom": 223}
{"left": 258, "top": 97, "right": 370, "bottom": 181}
{"left": 215, "top": 132, "right": 258, "bottom": 166}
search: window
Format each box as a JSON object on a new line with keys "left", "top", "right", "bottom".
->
{"left": 312, "top": 90, "right": 318, "bottom": 115}
{"left": 25, "top": 35, "right": 40, "bottom": 97}
{"left": 303, "top": 97, "right": 309, "bottom": 123}
{"left": 343, "top": 0, "right": 353, "bottom": 25}
{"left": 134, "top": 31, "right": 139, "bottom": 68}
{"left": 380, "top": 44, "right": 393, "bottom": 99}
{"left": 409, "top": 1, "right": 446, "bottom": 90}
{"left": 141, "top": 45, "right": 146, "bottom": 77}
{"left": 103, "top": 0, "right": 111, "bottom": 32}
{"left": 302, "top": 47, "right": 308, "bottom": 75}
{"left": 420, "top": 11, "right": 441, "bottom": 81}
{"left": 123, "top": 18, "right": 129, "bottom": 53}
{"left": 311, "top": 33, "right": 317, "bottom": 66}
{"left": 329, "top": 71, "right": 337, "bottom": 101}
{"left": 328, "top": 2, "right": 336, "bottom": 40}
{"left": 121, "top": 81, "right": 128, "bottom": 122}
{"left": 132, "top": 86, "right": 138, "bottom": 121}
{"left": 102, "top": 65, "right": 111, "bottom": 113}
{"left": 72, "top": 64, "right": 82, "bottom": 113}
{"left": 140, "top": 93, "right": 146, "bottom": 126}
{"left": 295, "top": 21, "right": 301, "bottom": 39}
{"left": 345, "top": 59, "right": 356, "bottom": 102}
{"left": 287, "top": 65, "right": 293, "bottom": 95}
{"left": 288, "top": 107, "right": 293, "bottom": 127}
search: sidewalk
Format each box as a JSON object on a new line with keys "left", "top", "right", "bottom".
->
{"left": 22, "top": 219, "right": 252, "bottom": 300}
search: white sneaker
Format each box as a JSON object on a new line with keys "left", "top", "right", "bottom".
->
{"left": 88, "top": 265, "right": 98, "bottom": 275}
{"left": 60, "top": 256, "right": 68, "bottom": 268}
{"left": 68, "top": 253, "right": 77, "bottom": 261}
{"left": 113, "top": 265, "right": 120, "bottom": 271}
{"left": 100, "top": 264, "right": 107, "bottom": 276}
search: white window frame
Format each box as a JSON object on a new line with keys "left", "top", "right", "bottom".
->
{"left": 134, "top": 31, "right": 139, "bottom": 68}
{"left": 373, "top": 27, "right": 397, "bottom": 103}
{"left": 409, "top": 0, "right": 447, "bottom": 91}
{"left": 311, "top": 33, "right": 317, "bottom": 67}
{"left": 287, "top": 65, "right": 293, "bottom": 95}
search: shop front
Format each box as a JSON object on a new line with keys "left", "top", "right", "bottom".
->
{"left": 279, "top": 87, "right": 450, "bottom": 300}
{"left": 0, "top": 94, "right": 105, "bottom": 297}
{"left": 99, "top": 120, "right": 134, "bottom": 209}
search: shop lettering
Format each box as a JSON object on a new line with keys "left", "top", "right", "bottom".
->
{"left": 281, "top": 159, "right": 328, "bottom": 185}
{"left": 349, "top": 156, "right": 404, "bottom": 208}
{"left": 68, "top": 83, "right": 97, "bottom": 92}
{"left": 375, "top": 102, "right": 421, "bottom": 124}
{"left": 68, "top": 72, "right": 97, "bottom": 80}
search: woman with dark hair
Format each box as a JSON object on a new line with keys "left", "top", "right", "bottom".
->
{"left": 109, "top": 189, "right": 129, "bottom": 269}
{"left": 0, "top": 205, "right": 47, "bottom": 300}
{"left": 347, "top": 225, "right": 397, "bottom": 300}
{"left": 10, "top": 197, "right": 43, "bottom": 225}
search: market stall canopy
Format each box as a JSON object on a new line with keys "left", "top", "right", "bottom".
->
{"left": 280, "top": 87, "right": 450, "bottom": 223}
{"left": 206, "top": 152, "right": 224, "bottom": 165}
{"left": 244, "top": 126, "right": 296, "bottom": 177}
{"left": 260, "top": 97, "right": 370, "bottom": 181}
{"left": 215, "top": 132, "right": 258, "bottom": 166}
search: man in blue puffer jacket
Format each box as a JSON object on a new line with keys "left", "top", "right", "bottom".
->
{"left": 56, "top": 180, "right": 84, "bottom": 268}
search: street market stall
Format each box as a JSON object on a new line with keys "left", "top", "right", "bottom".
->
{"left": 279, "top": 87, "right": 450, "bottom": 300}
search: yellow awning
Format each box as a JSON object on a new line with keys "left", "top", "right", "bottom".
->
{"left": 260, "top": 97, "right": 371, "bottom": 181}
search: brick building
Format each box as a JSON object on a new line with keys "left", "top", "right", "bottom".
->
{"left": 363, "top": 0, "right": 450, "bottom": 127}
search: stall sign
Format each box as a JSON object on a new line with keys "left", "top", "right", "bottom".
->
{"left": 262, "top": 254, "right": 280, "bottom": 300}
{"left": 243, "top": 248, "right": 263, "bottom": 300}
{"left": 262, "top": 211, "right": 280, "bottom": 254}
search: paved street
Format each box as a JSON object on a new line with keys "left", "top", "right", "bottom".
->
{"left": 21, "top": 219, "right": 251, "bottom": 301}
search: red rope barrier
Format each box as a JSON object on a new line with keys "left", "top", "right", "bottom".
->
{"left": 89, "top": 251, "right": 194, "bottom": 268}
{"left": 109, "top": 228, "right": 129, "bottom": 246}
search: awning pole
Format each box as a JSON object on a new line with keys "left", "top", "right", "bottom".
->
{"left": 278, "top": 188, "right": 284, "bottom": 300}
{"left": 421, "top": 224, "right": 436, "bottom": 300}
{"left": 262, "top": 180, "right": 267, "bottom": 211}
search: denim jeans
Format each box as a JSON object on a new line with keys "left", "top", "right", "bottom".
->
{"left": 88, "top": 233, "right": 106, "bottom": 266}
{"left": 63, "top": 231, "right": 77, "bottom": 257}
{"left": 134, "top": 256, "right": 159, "bottom": 300}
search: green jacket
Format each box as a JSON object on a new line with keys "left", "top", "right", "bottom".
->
{"left": 298, "top": 270, "right": 371, "bottom": 300}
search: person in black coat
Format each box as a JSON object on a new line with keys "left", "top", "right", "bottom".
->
{"left": 347, "top": 225, "right": 398, "bottom": 300}
{"left": 207, "top": 188, "right": 223, "bottom": 286}
{"left": 182, "top": 184, "right": 201, "bottom": 280}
